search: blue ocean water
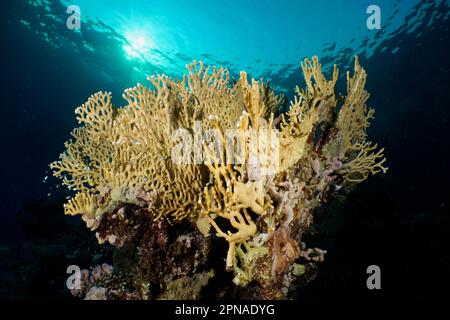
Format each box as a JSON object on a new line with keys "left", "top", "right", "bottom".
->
{"left": 11, "top": 0, "right": 449, "bottom": 92}
{"left": 0, "top": 0, "right": 449, "bottom": 300}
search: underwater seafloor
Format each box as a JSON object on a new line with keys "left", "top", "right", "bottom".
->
{"left": 0, "top": 0, "right": 449, "bottom": 302}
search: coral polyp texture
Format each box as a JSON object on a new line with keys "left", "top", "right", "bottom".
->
{"left": 50, "top": 56, "right": 387, "bottom": 299}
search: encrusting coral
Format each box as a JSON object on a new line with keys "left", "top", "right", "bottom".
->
{"left": 50, "top": 56, "right": 387, "bottom": 299}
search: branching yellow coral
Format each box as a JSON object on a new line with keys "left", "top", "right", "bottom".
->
{"left": 50, "top": 62, "right": 248, "bottom": 224}
{"left": 199, "top": 81, "right": 278, "bottom": 270}
{"left": 51, "top": 57, "right": 387, "bottom": 294}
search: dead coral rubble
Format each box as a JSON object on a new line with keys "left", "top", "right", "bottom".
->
{"left": 51, "top": 56, "right": 387, "bottom": 299}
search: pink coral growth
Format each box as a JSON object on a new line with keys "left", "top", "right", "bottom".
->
{"left": 70, "top": 263, "right": 113, "bottom": 298}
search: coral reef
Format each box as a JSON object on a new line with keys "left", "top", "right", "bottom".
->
{"left": 50, "top": 56, "right": 387, "bottom": 299}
